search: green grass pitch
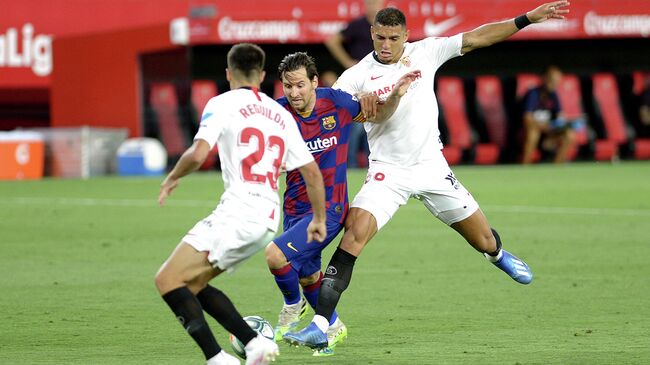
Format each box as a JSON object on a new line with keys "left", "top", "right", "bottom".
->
{"left": 1, "top": 161, "right": 649, "bottom": 364}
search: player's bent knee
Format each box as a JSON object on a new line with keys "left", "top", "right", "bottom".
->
{"left": 265, "top": 242, "right": 288, "bottom": 269}
{"left": 154, "top": 268, "right": 178, "bottom": 295}
{"left": 339, "top": 214, "right": 375, "bottom": 256}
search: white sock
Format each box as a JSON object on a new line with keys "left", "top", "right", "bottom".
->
{"left": 485, "top": 249, "right": 503, "bottom": 263}
{"left": 313, "top": 315, "right": 329, "bottom": 333}
{"left": 284, "top": 299, "right": 302, "bottom": 308}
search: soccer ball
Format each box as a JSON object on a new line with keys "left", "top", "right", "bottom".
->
{"left": 229, "top": 315, "right": 274, "bottom": 359}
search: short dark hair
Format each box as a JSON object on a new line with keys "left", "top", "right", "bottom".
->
{"left": 277, "top": 52, "right": 319, "bottom": 81}
{"left": 227, "top": 43, "right": 265, "bottom": 78}
{"left": 374, "top": 7, "right": 406, "bottom": 27}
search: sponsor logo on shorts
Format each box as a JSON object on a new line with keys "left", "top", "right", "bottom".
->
{"left": 287, "top": 242, "right": 298, "bottom": 252}
{"left": 445, "top": 172, "right": 460, "bottom": 190}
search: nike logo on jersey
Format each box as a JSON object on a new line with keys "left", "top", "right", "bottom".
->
{"left": 370, "top": 75, "right": 383, "bottom": 80}
{"left": 424, "top": 16, "right": 463, "bottom": 37}
{"left": 287, "top": 242, "right": 298, "bottom": 252}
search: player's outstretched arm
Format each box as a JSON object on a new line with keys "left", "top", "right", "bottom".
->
{"left": 158, "top": 139, "right": 210, "bottom": 206}
{"left": 297, "top": 161, "right": 327, "bottom": 242}
{"left": 461, "top": 1, "right": 570, "bottom": 54}
{"left": 372, "top": 70, "right": 421, "bottom": 123}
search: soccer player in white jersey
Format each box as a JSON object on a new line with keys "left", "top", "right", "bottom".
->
{"left": 154, "top": 43, "right": 327, "bottom": 365}
{"left": 285, "top": 1, "right": 570, "bottom": 350}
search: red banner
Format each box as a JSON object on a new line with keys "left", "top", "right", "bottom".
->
{"left": 188, "top": 0, "right": 650, "bottom": 44}
{"left": 0, "top": 0, "right": 187, "bottom": 89}
{"left": 2, "top": 0, "right": 649, "bottom": 88}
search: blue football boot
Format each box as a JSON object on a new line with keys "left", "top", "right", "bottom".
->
{"left": 283, "top": 322, "right": 328, "bottom": 350}
{"left": 486, "top": 249, "right": 533, "bottom": 284}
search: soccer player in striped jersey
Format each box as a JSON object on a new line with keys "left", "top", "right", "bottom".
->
{"left": 264, "top": 52, "right": 418, "bottom": 356}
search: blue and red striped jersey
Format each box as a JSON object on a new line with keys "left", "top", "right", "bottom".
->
{"left": 277, "top": 88, "right": 365, "bottom": 223}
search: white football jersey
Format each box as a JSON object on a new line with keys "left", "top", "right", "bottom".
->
{"left": 334, "top": 33, "right": 463, "bottom": 166}
{"left": 195, "top": 87, "right": 314, "bottom": 230}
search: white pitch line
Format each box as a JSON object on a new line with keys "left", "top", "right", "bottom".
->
{"left": 0, "top": 197, "right": 213, "bottom": 208}
{"left": 1, "top": 197, "right": 650, "bottom": 217}
{"left": 399, "top": 201, "right": 650, "bottom": 217}
{"left": 483, "top": 204, "right": 650, "bottom": 217}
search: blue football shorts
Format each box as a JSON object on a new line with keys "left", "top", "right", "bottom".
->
{"left": 273, "top": 209, "right": 345, "bottom": 278}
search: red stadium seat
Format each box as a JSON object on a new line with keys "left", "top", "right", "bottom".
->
{"left": 475, "top": 76, "right": 507, "bottom": 148}
{"left": 592, "top": 73, "right": 650, "bottom": 160}
{"left": 191, "top": 80, "right": 218, "bottom": 114}
{"left": 592, "top": 73, "right": 628, "bottom": 145}
{"left": 438, "top": 77, "right": 499, "bottom": 164}
{"left": 581, "top": 73, "right": 618, "bottom": 161}
{"left": 437, "top": 77, "right": 472, "bottom": 149}
{"left": 149, "top": 82, "right": 186, "bottom": 157}
{"left": 632, "top": 71, "right": 650, "bottom": 96}
{"left": 557, "top": 74, "right": 584, "bottom": 121}
{"left": 191, "top": 80, "right": 219, "bottom": 169}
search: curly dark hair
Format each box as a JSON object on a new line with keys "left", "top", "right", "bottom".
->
{"left": 374, "top": 7, "right": 406, "bottom": 27}
{"left": 277, "top": 52, "right": 319, "bottom": 81}
{"left": 227, "top": 43, "right": 265, "bottom": 78}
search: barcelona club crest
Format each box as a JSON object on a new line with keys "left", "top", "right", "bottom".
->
{"left": 321, "top": 115, "right": 337, "bottom": 130}
{"left": 400, "top": 56, "right": 411, "bottom": 67}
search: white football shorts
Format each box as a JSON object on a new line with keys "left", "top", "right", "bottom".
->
{"left": 182, "top": 201, "right": 275, "bottom": 273}
{"left": 351, "top": 153, "right": 479, "bottom": 230}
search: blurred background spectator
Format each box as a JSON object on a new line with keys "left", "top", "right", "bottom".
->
{"left": 319, "top": 70, "right": 339, "bottom": 88}
{"left": 520, "top": 66, "right": 584, "bottom": 164}
{"left": 325, "top": 0, "right": 384, "bottom": 168}
{"left": 637, "top": 75, "right": 650, "bottom": 138}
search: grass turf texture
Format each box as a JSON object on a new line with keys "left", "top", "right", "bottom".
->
{"left": 1, "top": 161, "right": 649, "bottom": 364}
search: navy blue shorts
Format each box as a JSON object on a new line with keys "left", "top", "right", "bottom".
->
{"left": 273, "top": 210, "right": 345, "bottom": 278}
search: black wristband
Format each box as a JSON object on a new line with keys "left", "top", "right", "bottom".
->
{"left": 514, "top": 14, "right": 532, "bottom": 30}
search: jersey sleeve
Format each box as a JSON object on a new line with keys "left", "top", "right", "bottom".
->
{"left": 193, "top": 97, "right": 226, "bottom": 149}
{"left": 420, "top": 33, "right": 463, "bottom": 69}
{"left": 332, "top": 88, "right": 365, "bottom": 124}
{"left": 333, "top": 67, "right": 362, "bottom": 96}
{"left": 283, "top": 110, "right": 315, "bottom": 171}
